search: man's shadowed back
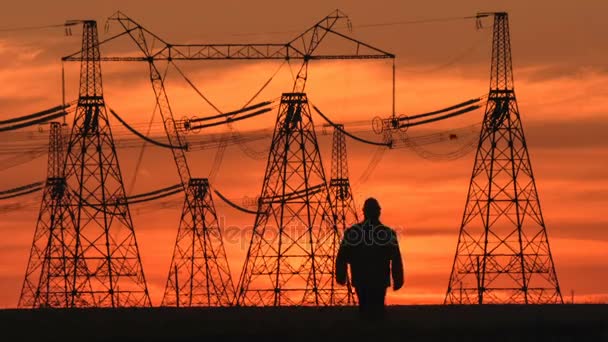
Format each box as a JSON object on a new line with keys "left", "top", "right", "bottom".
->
{"left": 335, "top": 198, "right": 404, "bottom": 320}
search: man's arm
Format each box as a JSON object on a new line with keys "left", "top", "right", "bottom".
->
{"left": 335, "top": 233, "right": 350, "bottom": 286}
{"left": 390, "top": 229, "right": 404, "bottom": 291}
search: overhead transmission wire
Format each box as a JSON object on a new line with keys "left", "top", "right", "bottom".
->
{"left": 0, "top": 22, "right": 74, "bottom": 34}
{"left": 310, "top": 102, "right": 393, "bottom": 187}
{"left": 201, "top": 100, "right": 277, "bottom": 180}
{"left": 125, "top": 183, "right": 183, "bottom": 205}
{"left": 169, "top": 59, "right": 282, "bottom": 181}
{"left": 69, "top": 183, "right": 183, "bottom": 214}
{"left": 126, "top": 73, "right": 163, "bottom": 195}
{"left": 212, "top": 186, "right": 262, "bottom": 215}
{"left": 403, "top": 98, "right": 483, "bottom": 122}
{"left": 392, "top": 122, "right": 481, "bottom": 161}
{"left": 401, "top": 105, "right": 481, "bottom": 128}
{"left": 311, "top": 105, "right": 391, "bottom": 147}
{"left": 391, "top": 96, "right": 487, "bottom": 161}
{"left": 0, "top": 118, "right": 481, "bottom": 206}
{"left": 0, "top": 105, "right": 70, "bottom": 132}
{"left": 109, "top": 108, "right": 187, "bottom": 149}
{"left": 403, "top": 33, "right": 488, "bottom": 75}
{"left": 213, "top": 14, "right": 480, "bottom": 38}
{"left": 0, "top": 105, "right": 69, "bottom": 125}
{"left": 211, "top": 61, "right": 286, "bottom": 168}
{"left": 0, "top": 16, "right": 488, "bottom": 211}
{"left": 0, "top": 181, "right": 44, "bottom": 200}
{"left": 169, "top": 60, "right": 228, "bottom": 182}
{"left": 170, "top": 61, "right": 223, "bottom": 114}
{"left": 355, "top": 144, "right": 389, "bottom": 186}
{"left": 188, "top": 104, "right": 275, "bottom": 127}
{"left": 220, "top": 61, "right": 286, "bottom": 166}
{"left": 0, "top": 125, "right": 276, "bottom": 154}
{"left": 127, "top": 101, "right": 159, "bottom": 195}
{"left": 352, "top": 14, "right": 481, "bottom": 30}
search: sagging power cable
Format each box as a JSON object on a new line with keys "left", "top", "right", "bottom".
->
{"left": 0, "top": 181, "right": 44, "bottom": 200}
{"left": 109, "top": 108, "right": 187, "bottom": 150}
{"left": 127, "top": 62, "right": 170, "bottom": 195}
{"left": 0, "top": 181, "right": 44, "bottom": 196}
{"left": 261, "top": 183, "right": 325, "bottom": 203}
{"left": 126, "top": 183, "right": 183, "bottom": 200}
{"left": 312, "top": 105, "right": 392, "bottom": 147}
{"left": 213, "top": 188, "right": 262, "bottom": 215}
{"left": 189, "top": 107, "right": 273, "bottom": 131}
{"left": 402, "top": 98, "right": 482, "bottom": 122}
{"left": 400, "top": 104, "right": 481, "bottom": 128}
{"left": 0, "top": 186, "right": 43, "bottom": 200}
{"left": 70, "top": 184, "right": 183, "bottom": 212}
{"left": 126, "top": 187, "right": 183, "bottom": 205}
{"left": 170, "top": 61, "right": 222, "bottom": 114}
{"left": 0, "top": 105, "right": 70, "bottom": 125}
{"left": 190, "top": 101, "right": 272, "bottom": 124}
{"left": 0, "top": 109, "right": 68, "bottom": 132}
{"left": 0, "top": 22, "right": 72, "bottom": 33}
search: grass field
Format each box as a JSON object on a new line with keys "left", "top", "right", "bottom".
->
{"left": 1, "top": 304, "right": 606, "bottom": 341}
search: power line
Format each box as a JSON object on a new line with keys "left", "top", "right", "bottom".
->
{"left": 0, "top": 23, "right": 67, "bottom": 33}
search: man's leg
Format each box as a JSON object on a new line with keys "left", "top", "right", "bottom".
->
{"left": 369, "top": 287, "right": 387, "bottom": 320}
{"left": 355, "top": 287, "right": 370, "bottom": 319}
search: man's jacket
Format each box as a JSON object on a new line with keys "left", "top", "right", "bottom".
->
{"left": 335, "top": 221, "right": 404, "bottom": 288}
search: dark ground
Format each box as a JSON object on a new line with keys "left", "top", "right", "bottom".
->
{"left": 1, "top": 304, "right": 606, "bottom": 341}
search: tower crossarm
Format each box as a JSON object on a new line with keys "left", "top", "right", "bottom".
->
{"left": 102, "top": 14, "right": 192, "bottom": 188}
{"left": 62, "top": 10, "right": 394, "bottom": 62}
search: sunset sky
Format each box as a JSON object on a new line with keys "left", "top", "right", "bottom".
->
{"left": 0, "top": 0, "right": 607, "bottom": 307}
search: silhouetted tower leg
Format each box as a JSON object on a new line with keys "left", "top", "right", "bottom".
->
{"left": 162, "top": 178, "right": 235, "bottom": 306}
{"left": 445, "top": 12, "right": 562, "bottom": 304}
{"left": 236, "top": 93, "right": 340, "bottom": 306}
{"left": 18, "top": 122, "right": 89, "bottom": 307}
{"left": 328, "top": 125, "right": 358, "bottom": 304}
{"left": 57, "top": 21, "right": 150, "bottom": 307}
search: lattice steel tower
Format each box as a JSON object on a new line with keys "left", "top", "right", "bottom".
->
{"left": 161, "top": 178, "right": 234, "bottom": 307}
{"left": 328, "top": 125, "right": 358, "bottom": 304}
{"left": 18, "top": 122, "right": 81, "bottom": 307}
{"left": 445, "top": 12, "right": 562, "bottom": 304}
{"left": 21, "top": 21, "right": 151, "bottom": 307}
{"left": 102, "top": 10, "right": 392, "bottom": 307}
{"left": 329, "top": 126, "right": 359, "bottom": 231}
{"left": 236, "top": 93, "right": 344, "bottom": 306}
{"left": 106, "top": 14, "right": 236, "bottom": 307}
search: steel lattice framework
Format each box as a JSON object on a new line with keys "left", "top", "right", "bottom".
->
{"left": 236, "top": 93, "right": 345, "bottom": 306}
{"left": 162, "top": 178, "right": 234, "bottom": 306}
{"left": 328, "top": 125, "right": 358, "bottom": 304}
{"left": 20, "top": 21, "right": 151, "bottom": 307}
{"left": 107, "top": 15, "right": 237, "bottom": 307}
{"left": 60, "top": 10, "right": 393, "bottom": 307}
{"left": 445, "top": 12, "right": 562, "bottom": 304}
{"left": 18, "top": 122, "right": 84, "bottom": 307}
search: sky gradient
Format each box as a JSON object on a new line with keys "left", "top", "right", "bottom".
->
{"left": 0, "top": 0, "right": 607, "bottom": 307}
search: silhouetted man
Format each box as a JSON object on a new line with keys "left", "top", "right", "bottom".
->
{"left": 335, "top": 198, "right": 404, "bottom": 320}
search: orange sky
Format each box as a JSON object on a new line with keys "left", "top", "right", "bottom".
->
{"left": 0, "top": 1, "right": 607, "bottom": 307}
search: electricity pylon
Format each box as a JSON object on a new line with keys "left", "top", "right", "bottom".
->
{"left": 20, "top": 21, "right": 151, "bottom": 307}
{"left": 234, "top": 10, "right": 393, "bottom": 306}
{"left": 235, "top": 93, "right": 340, "bottom": 306}
{"left": 18, "top": 122, "right": 82, "bottom": 307}
{"left": 329, "top": 125, "right": 359, "bottom": 230}
{"left": 107, "top": 14, "right": 236, "bottom": 306}
{"left": 84, "top": 10, "right": 392, "bottom": 307}
{"left": 328, "top": 125, "right": 358, "bottom": 304}
{"left": 445, "top": 12, "right": 562, "bottom": 304}
{"left": 161, "top": 179, "right": 234, "bottom": 306}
